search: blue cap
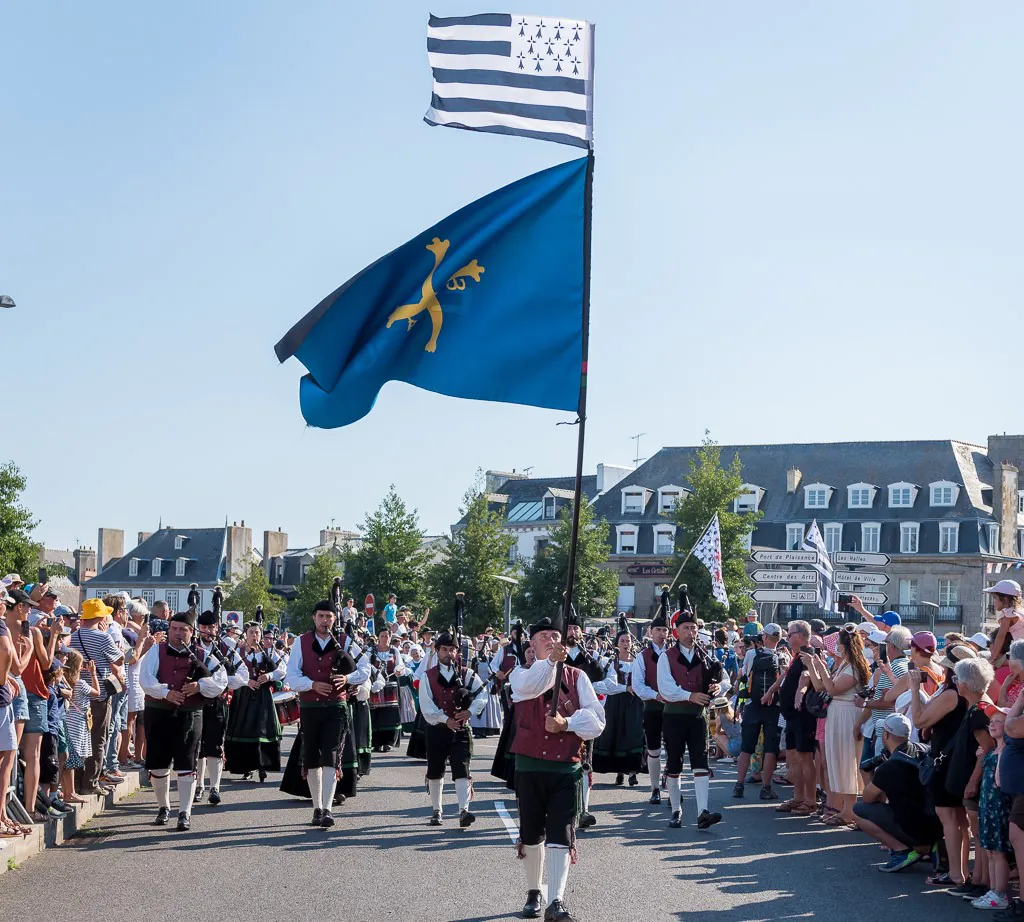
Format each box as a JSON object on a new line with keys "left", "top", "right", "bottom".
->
{"left": 54, "top": 605, "right": 74, "bottom": 618}
{"left": 877, "top": 611, "right": 902, "bottom": 627}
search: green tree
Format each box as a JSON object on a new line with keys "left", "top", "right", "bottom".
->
{"left": 517, "top": 497, "right": 618, "bottom": 625}
{"left": 285, "top": 550, "right": 344, "bottom": 631}
{"left": 428, "top": 483, "right": 517, "bottom": 636}
{"left": 0, "top": 462, "right": 41, "bottom": 579}
{"left": 343, "top": 485, "right": 429, "bottom": 610}
{"left": 671, "top": 433, "right": 762, "bottom": 620}
{"left": 222, "top": 562, "right": 284, "bottom": 624}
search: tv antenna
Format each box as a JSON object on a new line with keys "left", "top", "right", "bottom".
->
{"left": 630, "top": 433, "right": 646, "bottom": 468}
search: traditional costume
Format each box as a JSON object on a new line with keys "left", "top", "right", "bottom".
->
{"left": 282, "top": 602, "right": 369, "bottom": 828}
{"left": 657, "top": 590, "right": 727, "bottom": 830}
{"left": 633, "top": 592, "right": 670, "bottom": 804}
{"left": 224, "top": 637, "right": 285, "bottom": 781}
{"left": 489, "top": 625, "right": 527, "bottom": 790}
{"left": 369, "top": 640, "right": 406, "bottom": 751}
{"left": 563, "top": 616, "right": 607, "bottom": 829}
{"left": 511, "top": 617, "right": 605, "bottom": 922}
{"left": 337, "top": 625, "right": 372, "bottom": 801}
{"left": 592, "top": 617, "right": 645, "bottom": 785}
{"left": 420, "top": 627, "right": 487, "bottom": 827}
{"left": 405, "top": 639, "right": 436, "bottom": 761}
{"left": 140, "top": 610, "right": 227, "bottom": 831}
{"left": 469, "top": 644, "right": 504, "bottom": 737}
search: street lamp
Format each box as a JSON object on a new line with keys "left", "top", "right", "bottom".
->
{"left": 919, "top": 600, "right": 940, "bottom": 634}
{"left": 0, "top": 296, "right": 15, "bottom": 309}
{"left": 489, "top": 573, "right": 519, "bottom": 634}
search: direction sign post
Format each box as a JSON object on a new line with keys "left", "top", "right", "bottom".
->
{"left": 834, "top": 571, "right": 890, "bottom": 586}
{"left": 852, "top": 591, "right": 888, "bottom": 606}
{"left": 833, "top": 552, "right": 891, "bottom": 567}
{"left": 751, "top": 589, "right": 819, "bottom": 604}
{"left": 751, "top": 570, "right": 818, "bottom": 585}
{"left": 750, "top": 550, "right": 817, "bottom": 565}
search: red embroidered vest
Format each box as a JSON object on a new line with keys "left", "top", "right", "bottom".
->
{"left": 426, "top": 664, "right": 466, "bottom": 719}
{"left": 511, "top": 664, "right": 584, "bottom": 764}
{"left": 667, "top": 647, "right": 706, "bottom": 694}
{"left": 298, "top": 631, "right": 348, "bottom": 704}
{"left": 146, "top": 643, "right": 205, "bottom": 710}
{"left": 641, "top": 647, "right": 661, "bottom": 693}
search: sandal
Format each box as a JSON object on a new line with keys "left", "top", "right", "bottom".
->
{"left": 775, "top": 799, "right": 798, "bottom": 812}
{"left": 927, "top": 872, "right": 956, "bottom": 887}
{"left": 0, "top": 817, "right": 31, "bottom": 837}
{"left": 791, "top": 802, "right": 817, "bottom": 816}
{"left": 823, "top": 813, "right": 848, "bottom": 826}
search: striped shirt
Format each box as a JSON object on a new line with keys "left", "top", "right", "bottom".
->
{"left": 872, "top": 656, "right": 909, "bottom": 731}
{"left": 69, "top": 628, "right": 124, "bottom": 701}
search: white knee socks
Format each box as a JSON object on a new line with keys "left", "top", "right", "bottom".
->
{"left": 177, "top": 773, "right": 196, "bottom": 817}
{"left": 428, "top": 778, "right": 443, "bottom": 811}
{"left": 694, "top": 773, "right": 710, "bottom": 814}
{"left": 196, "top": 759, "right": 207, "bottom": 790}
{"left": 582, "top": 773, "right": 591, "bottom": 812}
{"left": 321, "top": 768, "right": 337, "bottom": 810}
{"left": 454, "top": 778, "right": 471, "bottom": 811}
{"left": 546, "top": 846, "right": 571, "bottom": 903}
{"left": 208, "top": 759, "right": 223, "bottom": 792}
{"left": 647, "top": 752, "right": 661, "bottom": 791}
{"left": 151, "top": 772, "right": 170, "bottom": 810}
{"left": 308, "top": 767, "right": 324, "bottom": 811}
{"left": 522, "top": 843, "right": 544, "bottom": 891}
{"left": 667, "top": 775, "right": 681, "bottom": 812}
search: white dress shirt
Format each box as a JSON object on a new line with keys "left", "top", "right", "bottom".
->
{"left": 285, "top": 633, "right": 371, "bottom": 693}
{"left": 656, "top": 644, "right": 731, "bottom": 703}
{"left": 418, "top": 662, "right": 487, "bottom": 726}
{"left": 509, "top": 657, "right": 606, "bottom": 740}
{"left": 632, "top": 643, "right": 665, "bottom": 702}
{"left": 139, "top": 645, "right": 226, "bottom": 700}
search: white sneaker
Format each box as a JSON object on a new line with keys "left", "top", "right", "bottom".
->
{"left": 972, "top": 890, "right": 1009, "bottom": 910}
{"left": 719, "top": 757, "right": 737, "bottom": 764}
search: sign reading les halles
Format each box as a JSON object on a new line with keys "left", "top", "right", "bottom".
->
{"left": 625, "top": 563, "right": 671, "bottom": 577}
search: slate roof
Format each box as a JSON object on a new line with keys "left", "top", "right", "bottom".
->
{"left": 457, "top": 474, "right": 600, "bottom": 528}
{"left": 592, "top": 440, "right": 1001, "bottom": 557}
{"left": 84, "top": 527, "right": 228, "bottom": 587}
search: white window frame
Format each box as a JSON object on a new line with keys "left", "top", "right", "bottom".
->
{"left": 939, "top": 522, "right": 959, "bottom": 554}
{"left": 165, "top": 589, "right": 179, "bottom": 610}
{"left": 988, "top": 523, "right": 1001, "bottom": 555}
{"left": 621, "top": 488, "right": 647, "bottom": 515}
{"left": 899, "top": 578, "right": 920, "bottom": 605}
{"left": 151, "top": 558, "right": 161, "bottom": 577}
{"left": 929, "top": 481, "right": 960, "bottom": 507}
{"left": 174, "top": 535, "right": 184, "bottom": 550}
{"left": 657, "top": 485, "right": 686, "bottom": 515}
{"left": 141, "top": 589, "right": 155, "bottom": 607}
{"left": 786, "top": 524, "right": 804, "bottom": 550}
{"left": 128, "top": 557, "right": 139, "bottom": 577}
{"left": 615, "top": 525, "right": 637, "bottom": 555}
{"left": 823, "top": 523, "right": 842, "bottom": 555}
{"left": 803, "top": 483, "right": 832, "bottom": 510}
{"left": 888, "top": 482, "right": 917, "bottom": 508}
{"left": 653, "top": 525, "right": 675, "bottom": 556}
{"left": 900, "top": 522, "right": 920, "bottom": 554}
{"left": 175, "top": 557, "right": 187, "bottom": 577}
{"left": 861, "top": 522, "right": 881, "bottom": 553}
{"left": 847, "top": 483, "right": 876, "bottom": 509}
{"left": 734, "top": 484, "right": 763, "bottom": 515}
{"left": 938, "top": 577, "right": 959, "bottom": 606}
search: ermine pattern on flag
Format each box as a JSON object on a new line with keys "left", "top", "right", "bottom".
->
{"left": 802, "top": 520, "right": 835, "bottom": 611}
{"left": 693, "top": 514, "right": 729, "bottom": 607}
{"left": 425, "top": 13, "right": 594, "bottom": 148}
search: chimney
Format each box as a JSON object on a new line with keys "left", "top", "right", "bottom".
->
{"left": 263, "top": 529, "right": 288, "bottom": 575}
{"left": 596, "top": 463, "right": 632, "bottom": 493}
{"left": 319, "top": 528, "right": 352, "bottom": 548}
{"left": 992, "top": 462, "right": 1019, "bottom": 556}
{"left": 485, "top": 469, "right": 527, "bottom": 494}
{"left": 97, "top": 528, "right": 124, "bottom": 572}
{"left": 73, "top": 547, "right": 97, "bottom": 586}
{"left": 137, "top": 531, "right": 152, "bottom": 546}
{"left": 786, "top": 468, "right": 802, "bottom": 494}
{"left": 224, "top": 524, "right": 253, "bottom": 582}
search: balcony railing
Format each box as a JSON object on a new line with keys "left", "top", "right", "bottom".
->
{"left": 813, "top": 604, "right": 963, "bottom": 628}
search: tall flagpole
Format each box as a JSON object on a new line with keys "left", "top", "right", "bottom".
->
{"left": 550, "top": 149, "right": 595, "bottom": 718}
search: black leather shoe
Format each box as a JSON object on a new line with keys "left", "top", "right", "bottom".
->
{"left": 258, "top": 770, "right": 267, "bottom": 783}
{"left": 176, "top": 812, "right": 190, "bottom": 831}
{"left": 208, "top": 789, "right": 221, "bottom": 806}
{"left": 615, "top": 773, "right": 624, "bottom": 785}
{"left": 544, "top": 899, "right": 574, "bottom": 921}
{"left": 320, "top": 810, "right": 335, "bottom": 828}
{"left": 649, "top": 789, "right": 661, "bottom": 805}
{"left": 429, "top": 809, "right": 442, "bottom": 826}
{"left": 697, "top": 809, "right": 722, "bottom": 830}
{"left": 333, "top": 792, "right": 346, "bottom": 807}
{"left": 154, "top": 807, "right": 170, "bottom": 826}
{"left": 459, "top": 809, "right": 476, "bottom": 828}
{"left": 668, "top": 810, "right": 683, "bottom": 828}
{"left": 732, "top": 782, "right": 744, "bottom": 798}
{"left": 628, "top": 774, "right": 639, "bottom": 786}
{"left": 522, "top": 890, "right": 543, "bottom": 918}
{"left": 577, "top": 811, "right": 596, "bottom": 828}
{"left": 311, "top": 808, "right": 323, "bottom": 826}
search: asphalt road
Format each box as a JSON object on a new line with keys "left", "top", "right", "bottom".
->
{"left": 4, "top": 729, "right": 982, "bottom": 921}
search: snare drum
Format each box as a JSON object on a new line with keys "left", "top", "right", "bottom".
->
{"left": 369, "top": 681, "right": 400, "bottom": 709}
{"left": 272, "top": 691, "right": 300, "bottom": 726}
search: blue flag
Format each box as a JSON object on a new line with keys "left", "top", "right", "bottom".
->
{"left": 275, "top": 157, "right": 587, "bottom": 429}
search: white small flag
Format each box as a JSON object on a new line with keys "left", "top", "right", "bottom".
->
{"left": 692, "top": 514, "right": 729, "bottom": 607}
{"left": 802, "top": 519, "right": 835, "bottom": 611}
{"left": 425, "top": 13, "right": 594, "bottom": 149}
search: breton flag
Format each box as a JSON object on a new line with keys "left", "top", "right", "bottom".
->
{"left": 802, "top": 520, "right": 836, "bottom": 612}
{"left": 425, "top": 13, "right": 595, "bottom": 149}
{"left": 692, "top": 514, "right": 729, "bottom": 608}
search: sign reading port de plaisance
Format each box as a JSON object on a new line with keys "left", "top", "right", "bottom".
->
{"left": 751, "top": 588, "right": 819, "bottom": 603}
{"left": 750, "top": 550, "right": 818, "bottom": 564}
{"left": 833, "top": 551, "right": 891, "bottom": 567}
{"left": 752, "top": 570, "right": 817, "bottom": 584}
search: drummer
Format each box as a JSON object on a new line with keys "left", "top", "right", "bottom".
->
{"left": 370, "top": 627, "right": 406, "bottom": 752}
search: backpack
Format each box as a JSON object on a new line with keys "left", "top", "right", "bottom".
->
{"left": 749, "top": 648, "right": 780, "bottom": 700}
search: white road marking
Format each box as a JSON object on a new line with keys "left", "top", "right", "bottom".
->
{"left": 494, "top": 800, "right": 519, "bottom": 844}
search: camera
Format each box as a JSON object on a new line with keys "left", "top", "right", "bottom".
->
{"left": 859, "top": 751, "right": 890, "bottom": 773}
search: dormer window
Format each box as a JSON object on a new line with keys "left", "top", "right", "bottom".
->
{"left": 128, "top": 557, "right": 139, "bottom": 578}
{"left": 735, "top": 484, "right": 763, "bottom": 515}
{"left": 988, "top": 523, "right": 1001, "bottom": 554}
{"left": 543, "top": 496, "right": 556, "bottom": 520}
{"left": 847, "top": 483, "right": 877, "bottom": 509}
{"left": 175, "top": 557, "right": 187, "bottom": 577}
{"left": 888, "top": 482, "right": 918, "bottom": 508}
{"left": 804, "top": 483, "right": 833, "bottom": 509}
{"left": 174, "top": 535, "right": 186, "bottom": 550}
{"left": 930, "top": 481, "right": 960, "bottom": 507}
{"left": 621, "top": 488, "right": 648, "bottom": 515}
{"left": 657, "top": 485, "right": 686, "bottom": 514}
{"left": 151, "top": 558, "right": 162, "bottom": 578}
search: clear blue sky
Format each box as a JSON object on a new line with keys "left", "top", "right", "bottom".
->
{"left": 3, "top": 2, "right": 1021, "bottom": 553}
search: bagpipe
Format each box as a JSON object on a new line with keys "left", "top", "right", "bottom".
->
{"left": 669, "top": 586, "right": 724, "bottom": 694}
{"left": 452, "top": 592, "right": 487, "bottom": 715}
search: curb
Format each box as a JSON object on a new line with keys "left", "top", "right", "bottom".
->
{"left": 0, "top": 770, "right": 144, "bottom": 875}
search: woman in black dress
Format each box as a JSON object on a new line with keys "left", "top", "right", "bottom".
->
{"left": 225, "top": 623, "right": 285, "bottom": 782}
{"left": 592, "top": 620, "right": 644, "bottom": 784}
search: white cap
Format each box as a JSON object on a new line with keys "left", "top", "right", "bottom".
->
{"left": 762, "top": 623, "right": 782, "bottom": 636}
{"left": 856, "top": 622, "right": 875, "bottom": 634}
{"left": 969, "top": 632, "right": 990, "bottom": 649}
{"left": 868, "top": 630, "right": 888, "bottom": 644}
{"left": 983, "top": 579, "right": 1022, "bottom": 597}
{"left": 883, "top": 713, "right": 912, "bottom": 737}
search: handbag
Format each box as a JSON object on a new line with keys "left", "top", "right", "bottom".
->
{"left": 919, "top": 735, "right": 957, "bottom": 787}
{"left": 804, "top": 688, "right": 831, "bottom": 718}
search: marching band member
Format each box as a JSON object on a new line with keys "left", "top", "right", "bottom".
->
{"left": 369, "top": 627, "right": 406, "bottom": 751}
{"left": 592, "top": 616, "right": 644, "bottom": 788}
{"left": 633, "top": 591, "right": 671, "bottom": 804}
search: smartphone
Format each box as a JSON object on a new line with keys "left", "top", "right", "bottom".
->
{"left": 877, "top": 643, "right": 888, "bottom": 664}
{"left": 20, "top": 620, "right": 31, "bottom": 637}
